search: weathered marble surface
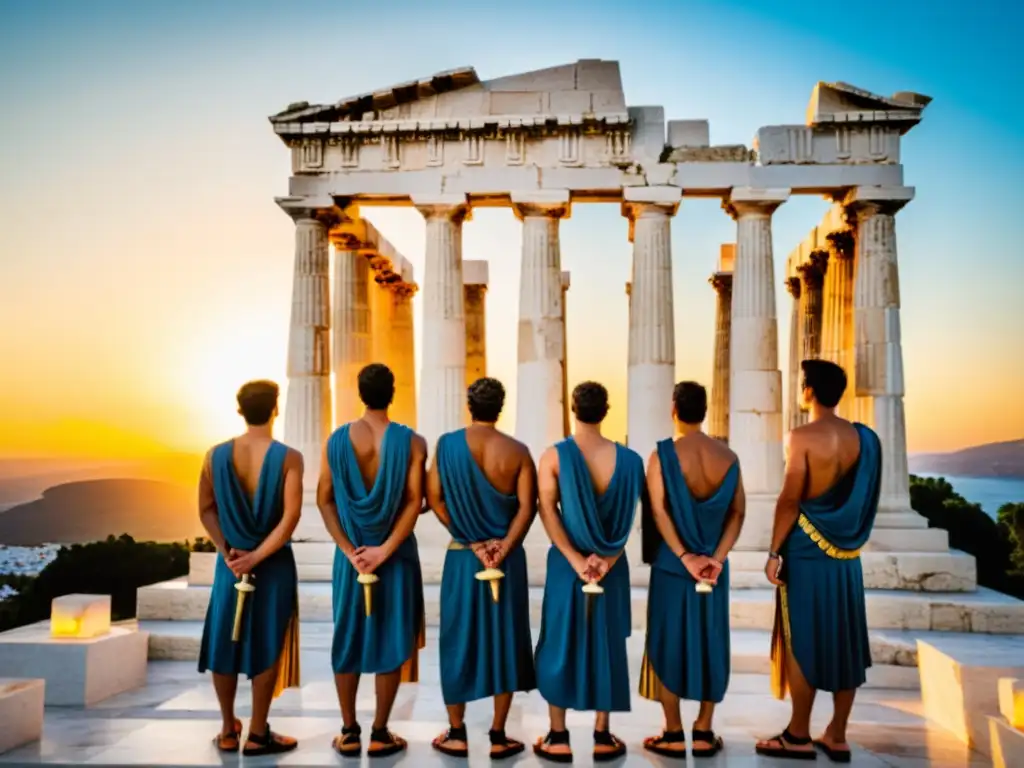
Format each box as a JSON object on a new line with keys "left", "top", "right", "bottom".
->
{"left": 0, "top": 678, "right": 43, "bottom": 754}
{"left": 0, "top": 631, "right": 987, "bottom": 767}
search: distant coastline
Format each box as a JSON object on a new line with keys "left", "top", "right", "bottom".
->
{"left": 909, "top": 439, "right": 1024, "bottom": 480}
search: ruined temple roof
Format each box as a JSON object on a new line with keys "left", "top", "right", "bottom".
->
{"left": 807, "top": 81, "right": 932, "bottom": 133}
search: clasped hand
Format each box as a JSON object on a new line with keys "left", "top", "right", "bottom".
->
{"left": 576, "top": 553, "right": 611, "bottom": 584}
{"left": 471, "top": 539, "right": 509, "bottom": 569}
{"left": 349, "top": 545, "right": 388, "bottom": 575}
{"left": 681, "top": 553, "right": 723, "bottom": 585}
{"left": 226, "top": 548, "right": 258, "bottom": 578}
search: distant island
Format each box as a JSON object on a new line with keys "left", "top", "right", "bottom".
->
{"left": 909, "top": 439, "right": 1024, "bottom": 479}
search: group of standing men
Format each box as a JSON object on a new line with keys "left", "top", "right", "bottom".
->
{"left": 197, "top": 358, "right": 882, "bottom": 764}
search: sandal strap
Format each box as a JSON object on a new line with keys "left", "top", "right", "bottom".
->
{"left": 691, "top": 728, "right": 717, "bottom": 743}
{"left": 370, "top": 727, "right": 396, "bottom": 744}
{"left": 782, "top": 728, "right": 812, "bottom": 746}
{"left": 489, "top": 728, "right": 509, "bottom": 746}
{"left": 248, "top": 725, "right": 273, "bottom": 746}
{"left": 657, "top": 730, "right": 686, "bottom": 744}
{"left": 544, "top": 729, "right": 570, "bottom": 746}
{"left": 593, "top": 730, "right": 620, "bottom": 747}
{"left": 341, "top": 723, "right": 361, "bottom": 738}
{"left": 445, "top": 725, "right": 468, "bottom": 743}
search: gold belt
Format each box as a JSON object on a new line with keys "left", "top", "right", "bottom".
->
{"left": 797, "top": 514, "right": 861, "bottom": 560}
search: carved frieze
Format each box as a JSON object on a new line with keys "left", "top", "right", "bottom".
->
{"left": 606, "top": 130, "right": 630, "bottom": 164}
{"left": 558, "top": 128, "right": 582, "bottom": 166}
{"left": 756, "top": 124, "right": 901, "bottom": 165}
{"left": 463, "top": 134, "right": 483, "bottom": 166}
{"left": 382, "top": 135, "right": 400, "bottom": 170}
{"left": 664, "top": 145, "right": 756, "bottom": 163}
{"left": 426, "top": 135, "right": 444, "bottom": 167}
{"left": 505, "top": 132, "right": 525, "bottom": 165}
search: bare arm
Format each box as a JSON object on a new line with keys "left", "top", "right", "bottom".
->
{"left": 316, "top": 441, "right": 358, "bottom": 558}
{"left": 536, "top": 447, "right": 587, "bottom": 574}
{"left": 501, "top": 449, "right": 538, "bottom": 550}
{"left": 251, "top": 449, "right": 303, "bottom": 565}
{"left": 769, "top": 431, "right": 808, "bottom": 554}
{"left": 424, "top": 445, "right": 451, "bottom": 529}
{"left": 197, "top": 449, "right": 228, "bottom": 559}
{"left": 646, "top": 449, "right": 687, "bottom": 559}
{"left": 712, "top": 467, "right": 747, "bottom": 563}
{"left": 381, "top": 434, "right": 427, "bottom": 559}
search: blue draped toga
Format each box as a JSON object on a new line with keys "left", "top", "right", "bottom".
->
{"left": 327, "top": 422, "right": 425, "bottom": 678}
{"left": 436, "top": 429, "right": 536, "bottom": 705}
{"left": 534, "top": 438, "right": 644, "bottom": 713}
{"left": 198, "top": 440, "right": 300, "bottom": 696}
{"left": 641, "top": 439, "right": 738, "bottom": 704}
{"left": 771, "top": 423, "right": 883, "bottom": 697}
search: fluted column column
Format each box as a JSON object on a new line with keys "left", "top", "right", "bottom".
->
{"left": 821, "top": 225, "right": 856, "bottom": 419}
{"left": 282, "top": 210, "right": 334, "bottom": 542}
{"left": 790, "top": 250, "right": 827, "bottom": 429}
{"left": 623, "top": 187, "right": 681, "bottom": 463}
{"left": 846, "top": 186, "right": 919, "bottom": 520}
{"left": 785, "top": 277, "right": 803, "bottom": 432}
{"left": 390, "top": 284, "right": 418, "bottom": 427}
{"left": 463, "top": 260, "right": 489, "bottom": 391}
{"left": 414, "top": 195, "right": 470, "bottom": 450}
{"left": 369, "top": 267, "right": 395, "bottom": 368}
{"left": 512, "top": 192, "right": 570, "bottom": 458}
{"left": 708, "top": 244, "right": 734, "bottom": 442}
{"left": 331, "top": 241, "right": 371, "bottom": 427}
{"left": 725, "top": 187, "right": 789, "bottom": 550}
{"left": 560, "top": 271, "right": 571, "bottom": 438}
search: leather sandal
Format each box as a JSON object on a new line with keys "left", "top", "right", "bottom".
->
{"left": 813, "top": 738, "right": 852, "bottom": 763}
{"left": 533, "top": 729, "right": 572, "bottom": 763}
{"left": 755, "top": 728, "right": 817, "bottom": 760}
{"left": 242, "top": 723, "right": 298, "bottom": 757}
{"left": 691, "top": 727, "right": 724, "bottom": 758}
{"left": 489, "top": 728, "right": 525, "bottom": 760}
{"left": 643, "top": 729, "right": 686, "bottom": 758}
{"left": 431, "top": 724, "right": 468, "bottom": 758}
{"left": 593, "top": 729, "right": 627, "bottom": 762}
{"left": 212, "top": 718, "right": 242, "bottom": 753}
{"left": 367, "top": 726, "right": 407, "bottom": 758}
{"left": 331, "top": 722, "right": 361, "bottom": 757}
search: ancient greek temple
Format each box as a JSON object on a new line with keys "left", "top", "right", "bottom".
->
{"left": 270, "top": 59, "right": 954, "bottom": 576}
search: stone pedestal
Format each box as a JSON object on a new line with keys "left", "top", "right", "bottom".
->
{"left": 1000, "top": 678, "right": 1024, "bottom": 728}
{"left": 513, "top": 192, "right": 569, "bottom": 459}
{"left": 708, "top": 247, "right": 733, "bottom": 442}
{"left": 0, "top": 679, "right": 43, "bottom": 754}
{"left": 989, "top": 717, "right": 1024, "bottom": 768}
{"left": 463, "top": 260, "right": 489, "bottom": 392}
{"left": 0, "top": 622, "right": 148, "bottom": 706}
{"left": 918, "top": 635, "right": 1024, "bottom": 756}
{"left": 623, "top": 187, "right": 680, "bottom": 464}
{"left": 415, "top": 196, "right": 470, "bottom": 451}
{"left": 331, "top": 244, "right": 371, "bottom": 427}
{"left": 725, "top": 187, "right": 789, "bottom": 550}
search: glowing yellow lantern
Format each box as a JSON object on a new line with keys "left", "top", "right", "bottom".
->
{"left": 998, "top": 678, "right": 1024, "bottom": 730}
{"left": 50, "top": 594, "right": 112, "bottom": 639}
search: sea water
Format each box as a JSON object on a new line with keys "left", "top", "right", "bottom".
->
{"left": 915, "top": 473, "right": 1024, "bottom": 519}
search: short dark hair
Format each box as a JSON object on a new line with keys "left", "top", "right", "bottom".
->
{"left": 572, "top": 381, "right": 609, "bottom": 425}
{"left": 357, "top": 363, "right": 395, "bottom": 410}
{"left": 467, "top": 377, "right": 505, "bottom": 423}
{"left": 236, "top": 380, "right": 279, "bottom": 426}
{"left": 672, "top": 381, "right": 707, "bottom": 425}
{"left": 801, "top": 359, "right": 847, "bottom": 409}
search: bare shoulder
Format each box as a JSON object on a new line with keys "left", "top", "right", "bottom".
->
{"left": 410, "top": 432, "right": 428, "bottom": 457}
{"left": 284, "top": 446, "right": 305, "bottom": 470}
{"left": 538, "top": 445, "right": 560, "bottom": 472}
{"left": 499, "top": 432, "right": 533, "bottom": 461}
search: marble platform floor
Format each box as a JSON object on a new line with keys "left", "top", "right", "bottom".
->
{"left": 0, "top": 629, "right": 986, "bottom": 767}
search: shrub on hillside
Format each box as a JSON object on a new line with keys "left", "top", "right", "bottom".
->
{"left": 910, "top": 475, "right": 1024, "bottom": 599}
{"left": 997, "top": 502, "right": 1024, "bottom": 576}
{"left": 0, "top": 534, "right": 188, "bottom": 632}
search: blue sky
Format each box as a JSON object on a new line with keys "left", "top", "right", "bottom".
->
{"left": 0, "top": 0, "right": 1020, "bottom": 453}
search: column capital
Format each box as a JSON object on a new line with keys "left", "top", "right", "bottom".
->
{"left": 275, "top": 196, "right": 343, "bottom": 228}
{"left": 511, "top": 190, "right": 571, "bottom": 221}
{"left": 785, "top": 276, "right": 802, "bottom": 299}
{"left": 825, "top": 229, "right": 855, "bottom": 260}
{"left": 709, "top": 271, "right": 733, "bottom": 295}
{"left": 412, "top": 194, "right": 471, "bottom": 224}
{"left": 797, "top": 251, "right": 827, "bottom": 289}
{"left": 621, "top": 186, "right": 682, "bottom": 220}
{"left": 843, "top": 185, "right": 915, "bottom": 216}
{"left": 723, "top": 187, "right": 790, "bottom": 220}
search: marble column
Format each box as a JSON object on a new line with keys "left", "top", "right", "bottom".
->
{"left": 846, "top": 186, "right": 921, "bottom": 522}
{"left": 512, "top": 192, "right": 570, "bottom": 459}
{"left": 790, "top": 250, "right": 827, "bottom": 429}
{"left": 560, "top": 271, "right": 571, "bottom": 438}
{"left": 369, "top": 266, "right": 395, "bottom": 368}
{"left": 331, "top": 241, "right": 371, "bottom": 427}
{"left": 463, "top": 260, "right": 489, "bottom": 392}
{"left": 414, "top": 195, "right": 469, "bottom": 450}
{"left": 725, "top": 187, "right": 789, "bottom": 550}
{"left": 283, "top": 211, "right": 333, "bottom": 540}
{"left": 623, "top": 187, "right": 681, "bottom": 464}
{"left": 785, "top": 276, "right": 803, "bottom": 432}
{"left": 821, "top": 223, "right": 857, "bottom": 420}
{"left": 390, "top": 284, "right": 418, "bottom": 428}
{"left": 708, "top": 245, "right": 734, "bottom": 442}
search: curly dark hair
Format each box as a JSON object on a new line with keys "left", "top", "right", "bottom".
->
{"left": 357, "top": 363, "right": 395, "bottom": 410}
{"left": 571, "top": 381, "right": 609, "bottom": 425}
{"left": 467, "top": 377, "right": 505, "bottom": 423}
{"left": 672, "top": 381, "right": 707, "bottom": 425}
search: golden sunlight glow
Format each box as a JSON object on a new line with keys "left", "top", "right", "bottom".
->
{"left": 50, "top": 594, "right": 111, "bottom": 639}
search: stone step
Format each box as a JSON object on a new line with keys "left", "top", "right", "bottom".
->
{"left": 197, "top": 545, "right": 978, "bottom": 592}
{"left": 137, "top": 579, "right": 1024, "bottom": 633}
{"left": 139, "top": 621, "right": 923, "bottom": 690}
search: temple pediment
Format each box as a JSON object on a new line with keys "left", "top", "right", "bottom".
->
{"left": 269, "top": 60, "right": 627, "bottom": 127}
{"left": 806, "top": 81, "right": 931, "bottom": 132}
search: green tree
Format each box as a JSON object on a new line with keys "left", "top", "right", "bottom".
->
{"left": 997, "top": 502, "right": 1024, "bottom": 576}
